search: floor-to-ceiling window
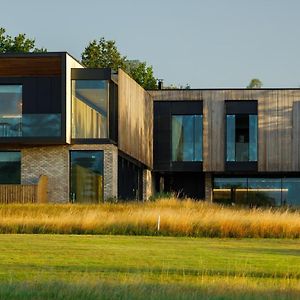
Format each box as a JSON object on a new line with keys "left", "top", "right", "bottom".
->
{"left": 226, "top": 114, "right": 257, "bottom": 162}
{"left": 72, "top": 80, "right": 109, "bottom": 139}
{"left": 70, "top": 151, "right": 104, "bottom": 203}
{"left": 172, "top": 115, "right": 202, "bottom": 161}
{"left": 213, "top": 177, "right": 300, "bottom": 207}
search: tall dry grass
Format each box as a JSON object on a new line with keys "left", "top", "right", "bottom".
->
{"left": 0, "top": 198, "right": 299, "bottom": 237}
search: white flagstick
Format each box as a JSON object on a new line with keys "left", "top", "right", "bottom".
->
{"left": 157, "top": 215, "right": 160, "bottom": 232}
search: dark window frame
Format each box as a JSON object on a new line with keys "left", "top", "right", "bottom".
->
{"left": 171, "top": 114, "right": 203, "bottom": 162}
{"left": 69, "top": 150, "right": 104, "bottom": 203}
{"left": 0, "top": 150, "right": 21, "bottom": 184}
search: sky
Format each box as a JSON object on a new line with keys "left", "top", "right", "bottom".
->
{"left": 1, "top": 0, "right": 300, "bottom": 88}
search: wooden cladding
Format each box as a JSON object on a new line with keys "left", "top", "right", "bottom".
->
{"left": 0, "top": 57, "right": 62, "bottom": 77}
{"left": 118, "top": 69, "right": 153, "bottom": 168}
{"left": 150, "top": 89, "right": 300, "bottom": 172}
{"left": 0, "top": 175, "right": 48, "bottom": 204}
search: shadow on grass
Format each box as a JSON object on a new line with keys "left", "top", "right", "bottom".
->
{"left": 0, "top": 281, "right": 299, "bottom": 300}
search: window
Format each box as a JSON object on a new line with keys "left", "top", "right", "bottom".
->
{"left": 70, "top": 151, "right": 104, "bottom": 203}
{"left": 0, "top": 151, "right": 21, "bottom": 184}
{"left": 172, "top": 115, "right": 202, "bottom": 161}
{"left": 0, "top": 85, "right": 61, "bottom": 138}
{"left": 0, "top": 85, "right": 22, "bottom": 137}
{"left": 72, "top": 80, "right": 109, "bottom": 139}
{"left": 226, "top": 114, "right": 257, "bottom": 162}
{"left": 213, "top": 177, "right": 300, "bottom": 207}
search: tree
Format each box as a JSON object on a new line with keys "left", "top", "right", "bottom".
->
{"left": 81, "top": 38, "right": 127, "bottom": 71}
{"left": 247, "top": 78, "right": 263, "bottom": 89}
{"left": 81, "top": 37, "right": 157, "bottom": 89}
{"left": 125, "top": 60, "right": 157, "bottom": 89}
{"left": 0, "top": 27, "right": 46, "bottom": 53}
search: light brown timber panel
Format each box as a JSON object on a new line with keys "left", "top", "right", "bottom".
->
{"left": 118, "top": 69, "right": 153, "bottom": 168}
{"left": 0, "top": 185, "right": 37, "bottom": 204}
{"left": 149, "top": 89, "right": 300, "bottom": 172}
{"left": 66, "top": 54, "right": 84, "bottom": 144}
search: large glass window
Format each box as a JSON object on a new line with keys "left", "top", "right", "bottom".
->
{"left": 0, "top": 152, "right": 21, "bottom": 184}
{"left": 226, "top": 114, "right": 257, "bottom": 162}
{"left": 213, "top": 177, "right": 300, "bottom": 207}
{"left": 0, "top": 85, "right": 22, "bottom": 137}
{"left": 72, "top": 80, "right": 109, "bottom": 139}
{"left": 172, "top": 115, "right": 202, "bottom": 161}
{"left": 0, "top": 85, "right": 61, "bottom": 138}
{"left": 70, "top": 151, "right": 104, "bottom": 203}
{"left": 213, "top": 178, "right": 247, "bottom": 205}
{"left": 248, "top": 178, "right": 281, "bottom": 206}
{"left": 282, "top": 178, "right": 300, "bottom": 207}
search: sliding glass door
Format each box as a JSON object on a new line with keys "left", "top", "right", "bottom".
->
{"left": 70, "top": 151, "right": 104, "bottom": 203}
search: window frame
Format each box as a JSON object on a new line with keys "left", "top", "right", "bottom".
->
{"left": 171, "top": 114, "right": 203, "bottom": 162}
{"left": 0, "top": 150, "right": 21, "bottom": 184}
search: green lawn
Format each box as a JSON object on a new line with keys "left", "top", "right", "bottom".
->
{"left": 0, "top": 235, "right": 299, "bottom": 299}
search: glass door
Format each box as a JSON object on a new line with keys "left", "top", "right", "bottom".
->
{"left": 70, "top": 151, "right": 104, "bottom": 203}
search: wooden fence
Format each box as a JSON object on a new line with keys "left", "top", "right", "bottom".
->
{"left": 0, "top": 175, "right": 48, "bottom": 204}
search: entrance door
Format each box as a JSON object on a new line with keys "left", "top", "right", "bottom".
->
{"left": 70, "top": 151, "right": 104, "bottom": 203}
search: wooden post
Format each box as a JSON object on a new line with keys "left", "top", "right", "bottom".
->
{"left": 36, "top": 175, "right": 48, "bottom": 203}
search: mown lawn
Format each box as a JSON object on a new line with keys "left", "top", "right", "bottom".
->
{"left": 0, "top": 235, "right": 299, "bottom": 299}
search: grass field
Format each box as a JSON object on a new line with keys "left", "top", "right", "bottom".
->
{"left": 0, "top": 199, "right": 299, "bottom": 238}
{"left": 0, "top": 235, "right": 299, "bottom": 299}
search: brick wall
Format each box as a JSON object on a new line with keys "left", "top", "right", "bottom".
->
{"left": 20, "top": 144, "right": 118, "bottom": 203}
{"left": 22, "top": 146, "right": 69, "bottom": 202}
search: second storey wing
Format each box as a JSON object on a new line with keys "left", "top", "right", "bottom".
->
{"left": 150, "top": 89, "right": 300, "bottom": 173}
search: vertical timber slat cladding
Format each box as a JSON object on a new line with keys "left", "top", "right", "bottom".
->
{"left": 149, "top": 89, "right": 300, "bottom": 172}
{"left": 118, "top": 69, "right": 153, "bottom": 168}
{"left": 66, "top": 54, "right": 84, "bottom": 144}
{"left": 292, "top": 92, "right": 300, "bottom": 170}
{"left": 0, "top": 57, "right": 61, "bottom": 76}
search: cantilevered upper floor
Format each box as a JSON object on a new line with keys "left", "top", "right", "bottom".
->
{"left": 0, "top": 52, "right": 153, "bottom": 169}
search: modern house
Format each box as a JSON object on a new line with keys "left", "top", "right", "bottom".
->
{"left": 0, "top": 52, "right": 153, "bottom": 203}
{"left": 150, "top": 89, "right": 300, "bottom": 206}
{"left": 0, "top": 52, "right": 300, "bottom": 206}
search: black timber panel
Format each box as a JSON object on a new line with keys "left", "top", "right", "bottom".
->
{"left": 154, "top": 101, "right": 203, "bottom": 172}
{"left": 225, "top": 100, "right": 257, "bottom": 115}
{"left": 0, "top": 76, "right": 62, "bottom": 114}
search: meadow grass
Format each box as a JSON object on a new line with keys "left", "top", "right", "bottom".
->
{"left": 0, "top": 235, "right": 299, "bottom": 299}
{"left": 0, "top": 198, "right": 299, "bottom": 237}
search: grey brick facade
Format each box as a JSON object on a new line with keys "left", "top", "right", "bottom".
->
{"left": 18, "top": 144, "right": 119, "bottom": 203}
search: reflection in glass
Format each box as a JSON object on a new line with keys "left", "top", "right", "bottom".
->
{"left": 235, "top": 115, "right": 249, "bottom": 161}
{"left": 0, "top": 152, "right": 21, "bottom": 184}
{"left": 226, "top": 114, "right": 258, "bottom": 162}
{"left": 22, "top": 114, "right": 61, "bottom": 137}
{"left": 70, "top": 151, "right": 103, "bottom": 203}
{"left": 72, "top": 80, "right": 108, "bottom": 139}
{"left": 172, "top": 115, "right": 202, "bottom": 161}
{"left": 249, "top": 115, "right": 258, "bottom": 161}
{"left": 213, "top": 178, "right": 247, "bottom": 205}
{"left": 282, "top": 178, "right": 300, "bottom": 207}
{"left": 248, "top": 178, "right": 281, "bottom": 206}
{"left": 226, "top": 115, "right": 235, "bottom": 161}
{"left": 213, "top": 177, "right": 300, "bottom": 207}
{"left": 0, "top": 85, "right": 22, "bottom": 137}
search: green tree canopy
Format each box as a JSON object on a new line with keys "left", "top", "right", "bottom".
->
{"left": 125, "top": 60, "right": 157, "bottom": 89}
{"left": 247, "top": 78, "right": 263, "bottom": 89}
{"left": 0, "top": 27, "right": 46, "bottom": 53}
{"left": 81, "top": 37, "right": 157, "bottom": 89}
{"left": 81, "top": 38, "right": 127, "bottom": 71}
